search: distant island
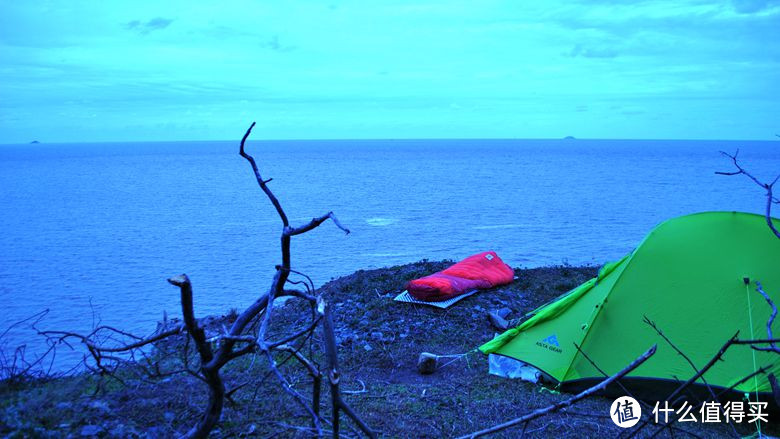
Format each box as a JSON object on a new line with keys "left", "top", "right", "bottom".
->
{"left": 30, "top": 140, "right": 40, "bottom": 144}
{"left": 563, "top": 136, "right": 576, "bottom": 140}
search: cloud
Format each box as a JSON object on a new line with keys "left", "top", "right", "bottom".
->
{"left": 125, "top": 17, "right": 174, "bottom": 35}
{"left": 731, "top": 0, "right": 780, "bottom": 13}
{"left": 260, "top": 35, "right": 295, "bottom": 52}
{"left": 569, "top": 44, "right": 619, "bottom": 58}
{"left": 0, "top": 1, "right": 778, "bottom": 142}
{"left": 195, "top": 24, "right": 256, "bottom": 40}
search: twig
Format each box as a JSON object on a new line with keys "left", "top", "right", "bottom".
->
{"left": 716, "top": 150, "right": 780, "bottom": 239}
{"left": 322, "top": 303, "right": 377, "bottom": 438}
{"left": 573, "top": 342, "right": 652, "bottom": 410}
{"left": 342, "top": 379, "right": 367, "bottom": 395}
{"left": 641, "top": 316, "right": 739, "bottom": 437}
{"left": 627, "top": 330, "right": 780, "bottom": 438}
{"left": 457, "top": 344, "right": 657, "bottom": 438}
{"left": 32, "top": 122, "right": 370, "bottom": 438}
{"left": 753, "top": 281, "right": 779, "bottom": 353}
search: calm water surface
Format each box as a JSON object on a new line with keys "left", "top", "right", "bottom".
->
{"left": 1, "top": 139, "right": 778, "bottom": 368}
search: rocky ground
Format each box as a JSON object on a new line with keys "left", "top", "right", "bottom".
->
{"left": 0, "top": 261, "right": 774, "bottom": 438}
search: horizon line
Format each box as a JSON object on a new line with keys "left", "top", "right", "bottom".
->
{"left": 2, "top": 135, "right": 779, "bottom": 146}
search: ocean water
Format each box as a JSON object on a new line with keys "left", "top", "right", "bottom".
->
{"left": 1, "top": 138, "right": 778, "bottom": 369}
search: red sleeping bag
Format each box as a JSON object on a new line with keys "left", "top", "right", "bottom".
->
{"left": 407, "top": 251, "right": 514, "bottom": 302}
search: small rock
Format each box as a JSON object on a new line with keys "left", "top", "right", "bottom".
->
{"left": 363, "top": 343, "right": 373, "bottom": 351}
{"left": 488, "top": 311, "right": 509, "bottom": 331}
{"left": 496, "top": 307, "right": 512, "bottom": 319}
{"left": 417, "top": 352, "right": 438, "bottom": 374}
{"left": 80, "top": 425, "right": 103, "bottom": 437}
{"left": 107, "top": 424, "right": 138, "bottom": 438}
{"left": 145, "top": 426, "right": 165, "bottom": 437}
{"left": 106, "top": 425, "right": 122, "bottom": 436}
{"left": 89, "top": 400, "right": 110, "bottom": 412}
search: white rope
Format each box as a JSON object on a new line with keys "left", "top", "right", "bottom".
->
{"left": 745, "top": 282, "right": 762, "bottom": 437}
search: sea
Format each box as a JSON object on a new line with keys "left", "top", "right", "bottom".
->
{"left": 1, "top": 138, "right": 778, "bottom": 370}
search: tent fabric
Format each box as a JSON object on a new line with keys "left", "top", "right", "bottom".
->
{"left": 480, "top": 212, "right": 780, "bottom": 395}
{"left": 407, "top": 251, "right": 514, "bottom": 302}
{"left": 479, "top": 254, "right": 629, "bottom": 354}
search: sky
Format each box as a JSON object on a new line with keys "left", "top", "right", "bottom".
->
{"left": 0, "top": 0, "right": 778, "bottom": 143}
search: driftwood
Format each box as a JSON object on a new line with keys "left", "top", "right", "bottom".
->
{"left": 36, "top": 122, "right": 375, "bottom": 438}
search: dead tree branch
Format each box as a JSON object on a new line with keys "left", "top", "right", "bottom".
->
{"left": 168, "top": 274, "right": 223, "bottom": 438}
{"left": 642, "top": 316, "right": 719, "bottom": 397}
{"left": 627, "top": 329, "right": 780, "bottom": 438}
{"left": 642, "top": 316, "right": 740, "bottom": 438}
{"left": 716, "top": 149, "right": 780, "bottom": 239}
{"left": 572, "top": 342, "right": 706, "bottom": 439}
{"left": 0, "top": 310, "right": 61, "bottom": 383}
{"left": 753, "top": 281, "right": 779, "bottom": 354}
{"left": 458, "top": 344, "right": 657, "bottom": 439}
{"left": 321, "top": 303, "right": 377, "bottom": 438}
{"left": 37, "top": 122, "right": 372, "bottom": 438}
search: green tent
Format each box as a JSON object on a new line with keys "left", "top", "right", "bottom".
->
{"left": 481, "top": 211, "right": 780, "bottom": 396}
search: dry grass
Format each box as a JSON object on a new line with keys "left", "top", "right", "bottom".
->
{"left": 0, "top": 261, "right": 773, "bottom": 437}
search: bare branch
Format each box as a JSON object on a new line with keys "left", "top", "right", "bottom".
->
{"left": 33, "top": 122, "right": 367, "bottom": 438}
{"left": 642, "top": 316, "right": 739, "bottom": 437}
{"left": 642, "top": 316, "right": 721, "bottom": 400}
{"left": 769, "top": 374, "right": 780, "bottom": 408}
{"left": 286, "top": 212, "right": 351, "bottom": 236}
{"left": 628, "top": 328, "right": 780, "bottom": 438}
{"left": 168, "top": 275, "right": 213, "bottom": 364}
{"left": 239, "top": 121, "right": 289, "bottom": 227}
{"left": 716, "top": 149, "right": 780, "bottom": 239}
{"left": 752, "top": 281, "right": 780, "bottom": 353}
{"left": 457, "top": 345, "right": 657, "bottom": 439}
{"left": 265, "top": 350, "right": 323, "bottom": 436}
{"left": 572, "top": 342, "right": 655, "bottom": 416}
{"left": 322, "top": 303, "right": 377, "bottom": 439}
{"left": 168, "top": 274, "right": 223, "bottom": 439}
